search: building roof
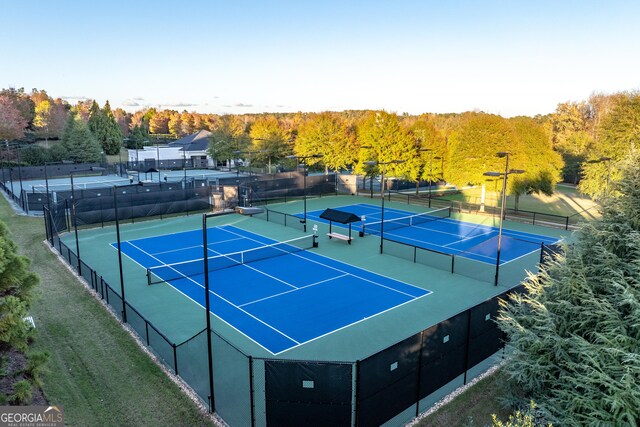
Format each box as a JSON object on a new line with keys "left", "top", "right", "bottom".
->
{"left": 168, "top": 130, "right": 212, "bottom": 152}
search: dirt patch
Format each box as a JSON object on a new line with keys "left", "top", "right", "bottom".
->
{"left": 0, "top": 348, "right": 47, "bottom": 405}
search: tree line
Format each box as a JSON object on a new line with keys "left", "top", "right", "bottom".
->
{"left": 1, "top": 87, "right": 639, "bottom": 198}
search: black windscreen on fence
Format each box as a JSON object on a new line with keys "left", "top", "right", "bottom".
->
{"left": 265, "top": 360, "right": 352, "bottom": 427}
{"left": 419, "top": 310, "right": 470, "bottom": 398}
{"left": 357, "top": 333, "right": 422, "bottom": 427}
{"left": 72, "top": 182, "right": 210, "bottom": 226}
{"left": 248, "top": 172, "right": 336, "bottom": 204}
{"left": 467, "top": 297, "right": 505, "bottom": 369}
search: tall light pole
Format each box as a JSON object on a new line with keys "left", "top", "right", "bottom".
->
{"left": 70, "top": 167, "right": 105, "bottom": 275}
{"left": 113, "top": 186, "right": 127, "bottom": 323}
{"left": 364, "top": 159, "right": 405, "bottom": 253}
{"left": 286, "top": 154, "right": 323, "bottom": 232}
{"left": 202, "top": 213, "right": 216, "bottom": 414}
{"left": 483, "top": 152, "right": 524, "bottom": 286}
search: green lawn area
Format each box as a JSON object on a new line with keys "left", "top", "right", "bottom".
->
{"left": 441, "top": 183, "right": 600, "bottom": 221}
{"left": 0, "top": 197, "right": 214, "bottom": 426}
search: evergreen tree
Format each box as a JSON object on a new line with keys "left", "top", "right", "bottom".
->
{"left": 0, "top": 221, "right": 39, "bottom": 351}
{"left": 61, "top": 111, "right": 102, "bottom": 163}
{"left": 498, "top": 150, "right": 640, "bottom": 426}
{"left": 87, "top": 101, "right": 122, "bottom": 155}
{"left": 126, "top": 124, "right": 147, "bottom": 149}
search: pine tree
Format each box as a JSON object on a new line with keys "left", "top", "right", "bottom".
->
{"left": 87, "top": 101, "right": 122, "bottom": 155}
{"left": 0, "top": 221, "right": 39, "bottom": 351}
{"left": 498, "top": 150, "right": 640, "bottom": 426}
{"left": 61, "top": 111, "right": 102, "bottom": 163}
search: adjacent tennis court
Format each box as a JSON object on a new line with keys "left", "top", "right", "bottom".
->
{"left": 113, "top": 225, "right": 430, "bottom": 354}
{"left": 305, "top": 203, "right": 560, "bottom": 265}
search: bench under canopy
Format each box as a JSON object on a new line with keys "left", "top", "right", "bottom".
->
{"left": 319, "top": 208, "right": 361, "bottom": 244}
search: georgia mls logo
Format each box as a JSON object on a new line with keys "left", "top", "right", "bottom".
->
{"left": 0, "top": 405, "right": 64, "bottom": 426}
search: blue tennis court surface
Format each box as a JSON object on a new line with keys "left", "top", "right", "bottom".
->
{"left": 305, "top": 203, "right": 560, "bottom": 265}
{"left": 112, "top": 225, "right": 430, "bottom": 354}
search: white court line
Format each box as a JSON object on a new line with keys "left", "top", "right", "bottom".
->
{"left": 272, "top": 292, "right": 429, "bottom": 356}
{"left": 110, "top": 243, "right": 286, "bottom": 354}
{"left": 151, "top": 237, "right": 249, "bottom": 255}
{"left": 443, "top": 230, "right": 496, "bottom": 247}
{"left": 153, "top": 244, "right": 204, "bottom": 256}
{"left": 239, "top": 274, "right": 350, "bottom": 307}
{"left": 116, "top": 225, "right": 432, "bottom": 354}
{"left": 381, "top": 230, "right": 497, "bottom": 263}
{"left": 221, "top": 226, "right": 423, "bottom": 299}
{"left": 125, "top": 240, "right": 302, "bottom": 345}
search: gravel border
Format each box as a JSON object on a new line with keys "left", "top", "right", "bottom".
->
{"left": 405, "top": 363, "right": 503, "bottom": 426}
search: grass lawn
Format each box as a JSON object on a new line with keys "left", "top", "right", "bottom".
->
{"left": 0, "top": 197, "right": 215, "bottom": 426}
{"left": 441, "top": 183, "right": 600, "bottom": 221}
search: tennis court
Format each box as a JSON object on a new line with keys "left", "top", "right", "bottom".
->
{"left": 305, "top": 203, "right": 560, "bottom": 265}
{"left": 113, "top": 224, "right": 430, "bottom": 354}
{"left": 9, "top": 174, "right": 134, "bottom": 193}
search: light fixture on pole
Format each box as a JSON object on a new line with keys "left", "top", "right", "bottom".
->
{"left": 364, "top": 159, "right": 405, "bottom": 253}
{"left": 286, "top": 154, "right": 323, "bottom": 233}
{"left": 483, "top": 152, "right": 524, "bottom": 286}
{"left": 70, "top": 166, "right": 105, "bottom": 275}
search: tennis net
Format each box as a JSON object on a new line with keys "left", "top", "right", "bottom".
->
{"left": 146, "top": 234, "right": 317, "bottom": 285}
{"left": 362, "top": 207, "right": 451, "bottom": 236}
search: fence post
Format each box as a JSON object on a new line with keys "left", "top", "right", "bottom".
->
{"left": 463, "top": 309, "right": 472, "bottom": 385}
{"left": 249, "top": 356, "right": 255, "bottom": 427}
{"left": 173, "top": 344, "right": 178, "bottom": 375}
{"left": 415, "top": 331, "right": 425, "bottom": 417}
{"left": 354, "top": 360, "right": 361, "bottom": 427}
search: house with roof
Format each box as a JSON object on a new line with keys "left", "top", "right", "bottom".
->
{"left": 168, "top": 130, "right": 213, "bottom": 168}
{"left": 127, "top": 130, "right": 215, "bottom": 169}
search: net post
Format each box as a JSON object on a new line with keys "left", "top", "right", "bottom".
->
{"left": 146, "top": 269, "right": 151, "bottom": 286}
{"left": 313, "top": 224, "right": 319, "bottom": 248}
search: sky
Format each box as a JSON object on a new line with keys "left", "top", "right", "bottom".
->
{"left": 1, "top": 0, "right": 639, "bottom": 117}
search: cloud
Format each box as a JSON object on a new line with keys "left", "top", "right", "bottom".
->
{"left": 61, "top": 95, "right": 90, "bottom": 101}
{"left": 234, "top": 103, "right": 253, "bottom": 108}
{"left": 159, "top": 102, "right": 198, "bottom": 108}
{"left": 133, "top": 97, "right": 144, "bottom": 100}
{"left": 121, "top": 100, "right": 141, "bottom": 106}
